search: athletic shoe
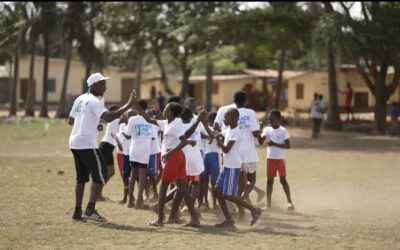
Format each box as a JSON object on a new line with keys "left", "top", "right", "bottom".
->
{"left": 215, "top": 220, "right": 234, "bottom": 228}
{"left": 82, "top": 209, "right": 107, "bottom": 222}
{"left": 72, "top": 208, "right": 82, "bottom": 220}
{"left": 287, "top": 203, "right": 295, "bottom": 210}
{"left": 250, "top": 207, "right": 263, "bottom": 226}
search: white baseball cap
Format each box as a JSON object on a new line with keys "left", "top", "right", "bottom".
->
{"left": 87, "top": 72, "right": 111, "bottom": 87}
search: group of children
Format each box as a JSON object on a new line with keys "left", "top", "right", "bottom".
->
{"left": 96, "top": 91, "right": 295, "bottom": 227}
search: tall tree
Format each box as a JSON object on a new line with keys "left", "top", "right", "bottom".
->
{"left": 56, "top": 2, "right": 86, "bottom": 118}
{"left": 320, "top": 2, "right": 342, "bottom": 130}
{"left": 38, "top": 2, "right": 58, "bottom": 118}
{"left": 25, "top": 3, "right": 41, "bottom": 117}
{"left": 333, "top": 2, "right": 400, "bottom": 134}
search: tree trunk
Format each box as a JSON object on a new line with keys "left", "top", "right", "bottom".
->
{"left": 154, "top": 50, "right": 174, "bottom": 95}
{"left": 205, "top": 55, "right": 213, "bottom": 111}
{"left": 9, "top": 47, "right": 19, "bottom": 116}
{"left": 274, "top": 48, "right": 286, "bottom": 109}
{"left": 180, "top": 67, "right": 191, "bottom": 99}
{"left": 374, "top": 82, "right": 387, "bottom": 134}
{"left": 25, "top": 49, "right": 36, "bottom": 117}
{"left": 134, "top": 51, "right": 143, "bottom": 98}
{"left": 39, "top": 31, "right": 50, "bottom": 118}
{"left": 83, "top": 20, "right": 95, "bottom": 93}
{"left": 56, "top": 38, "right": 73, "bottom": 118}
{"left": 324, "top": 39, "right": 342, "bottom": 130}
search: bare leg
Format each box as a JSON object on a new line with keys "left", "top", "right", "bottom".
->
{"left": 98, "top": 165, "right": 115, "bottom": 200}
{"left": 169, "top": 190, "right": 183, "bottom": 221}
{"left": 204, "top": 178, "right": 210, "bottom": 208}
{"left": 157, "top": 180, "right": 170, "bottom": 223}
{"left": 128, "top": 167, "right": 137, "bottom": 208}
{"left": 75, "top": 183, "right": 85, "bottom": 207}
{"left": 211, "top": 180, "right": 217, "bottom": 208}
{"left": 89, "top": 182, "right": 103, "bottom": 203}
{"left": 149, "top": 174, "right": 158, "bottom": 198}
{"left": 176, "top": 179, "right": 199, "bottom": 225}
{"left": 215, "top": 189, "right": 233, "bottom": 222}
{"left": 267, "top": 177, "right": 274, "bottom": 208}
{"left": 237, "top": 171, "right": 246, "bottom": 219}
{"left": 242, "top": 172, "right": 256, "bottom": 201}
{"left": 135, "top": 167, "right": 147, "bottom": 209}
{"left": 280, "top": 176, "right": 292, "bottom": 203}
{"left": 119, "top": 178, "right": 129, "bottom": 204}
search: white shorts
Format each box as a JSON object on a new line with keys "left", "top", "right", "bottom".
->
{"left": 241, "top": 162, "right": 258, "bottom": 174}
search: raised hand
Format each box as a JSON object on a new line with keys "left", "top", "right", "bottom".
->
{"left": 198, "top": 108, "right": 207, "bottom": 122}
{"left": 188, "top": 140, "right": 197, "bottom": 147}
{"left": 127, "top": 89, "right": 136, "bottom": 107}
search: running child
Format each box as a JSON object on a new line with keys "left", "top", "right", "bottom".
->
{"left": 258, "top": 109, "right": 294, "bottom": 210}
{"left": 134, "top": 98, "right": 204, "bottom": 227}
{"left": 213, "top": 108, "right": 262, "bottom": 227}
{"left": 203, "top": 112, "right": 220, "bottom": 209}
{"left": 124, "top": 100, "right": 153, "bottom": 209}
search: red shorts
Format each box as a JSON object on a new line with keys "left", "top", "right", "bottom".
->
{"left": 162, "top": 150, "right": 187, "bottom": 183}
{"left": 116, "top": 153, "right": 123, "bottom": 177}
{"left": 267, "top": 159, "right": 286, "bottom": 178}
{"left": 187, "top": 175, "right": 201, "bottom": 182}
{"left": 156, "top": 153, "right": 162, "bottom": 170}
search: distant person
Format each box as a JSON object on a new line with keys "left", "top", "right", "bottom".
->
{"left": 69, "top": 72, "right": 135, "bottom": 222}
{"left": 317, "top": 94, "right": 326, "bottom": 136}
{"left": 338, "top": 82, "right": 354, "bottom": 121}
{"left": 391, "top": 102, "right": 398, "bottom": 136}
{"left": 258, "top": 109, "right": 294, "bottom": 210}
{"left": 157, "top": 91, "right": 166, "bottom": 111}
{"left": 309, "top": 93, "right": 321, "bottom": 139}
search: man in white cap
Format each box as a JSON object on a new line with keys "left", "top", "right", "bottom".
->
{"left": 69, "top": 73, "right": 135, "bottom": 222}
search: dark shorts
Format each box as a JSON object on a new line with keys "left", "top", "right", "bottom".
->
{"left": 71, "top": 149, "right": 108, "bottom": 184}
{"left": 346, "top": 106, "right": 352, "bottom": 113}
{"left": 99, "top": 141, "right": 115, "bottom": 166}
{"left": 130, "top": 161, "right": 148, "bottom": 169}
{"left": 122, "top": 154, "right": 131, "bottom": 179}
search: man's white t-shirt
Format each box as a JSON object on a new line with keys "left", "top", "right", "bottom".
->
{"left": 124, "top": 115, "right": 153, "bottom": 164}
{"left": 182, "top": 123, "right": 204, "bottom": 176}
{"left": 262, "top": 126, "right": 290, "bottom": 159}
{"left": 222, "top": 127, "right": 242, "bottom": 169}
{"left": 101, "top": 118, "right": 120, "bottom": 146}
{"left": 116, "top": 123, "right": 130, "bottom": 155}
{"left": 215, "top": 104, "right": 236, "bottom": 131}
{"left": 69, "top": 93, "right": 107, "bottom": 149}
{"left": 237, "top": 107, "right": 260, "bottom": 163}
{"left": 309, "top": 100, "right": 324, "bottom": 119}
{"left": 157, "top": 118, "right": 184, "bottom": 155}
{"left": 150, "top": 124, "right": 161, "bottom": 155}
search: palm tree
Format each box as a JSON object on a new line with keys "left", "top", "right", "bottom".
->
{"left": 56, "top": 2, "right": 86, "bottom": 118}
{"left": 0, "top": 3, "right": 29, "bottom": 116}
{"left": 37, "top": 2, "right": 58, "bottom": 118}
{"left": 25, "top": 3, "right": 41, "bottom": 117}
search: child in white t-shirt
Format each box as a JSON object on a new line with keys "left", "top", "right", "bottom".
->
{"left": 123, "top": 100, "right": 153, "bottom": 209}
{"left": 203, "top": 112, "right": 220, "bottom": 209}
{"left": 213, "top": 108, "right": 262, "bottom": 227}
{"left": 112, "top": 109, "right": 136, "bottom": 204}
{"left": 145, "top": 109, "right": 161, "bottom": 201}
{"left": 258, "top": 109, "right": 294, "bottom": 210}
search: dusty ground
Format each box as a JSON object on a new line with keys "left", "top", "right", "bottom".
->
{"left": 0, "top": 117, "right": 400, "bottom": 249}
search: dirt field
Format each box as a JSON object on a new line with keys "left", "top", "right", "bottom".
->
{"left": 1, "top": 117, "right": 400, "bottom": 249}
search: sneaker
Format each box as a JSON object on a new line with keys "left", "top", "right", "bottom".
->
{"left": 287, "top": 203, "right": 295, "bottom": 210}
{"left": 82, "top": 209, "right": 107, "bottom": 222}
{"left": 215, "top": 220, "right": 234, "bottom": 228}
{"left": 72, "top": 208, "right": 82, "bottom": 220}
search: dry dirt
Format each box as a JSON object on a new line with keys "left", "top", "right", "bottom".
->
{"left": 0, "top": 118, "right": 400, "bottom": 249}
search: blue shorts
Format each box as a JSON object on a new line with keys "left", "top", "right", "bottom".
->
{"left": 147, "top": 154, "right": 158, "bottom": 175}
{"left": 204, "top": 152, "right": 220, "bottom": 181}
{"left": 215, "top": 167, "right": 241, "bottom": 196}
{"left": 122, "top": 154, "right": 131, "bottom": 179}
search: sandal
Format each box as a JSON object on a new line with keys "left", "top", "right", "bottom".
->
{"left": 183, "top": 221, "right": 200, "bottom": 228}
{"left": 148, "top": 220, "right": 164, "bottom": 227}
{"left": 166, "top": 217, "right": 186, "bottom": 224}
{"left": 250, "top": 207, "right": 263, "bottom": 226}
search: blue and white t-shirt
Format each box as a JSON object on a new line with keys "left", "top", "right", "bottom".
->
{"left": 124, "top": 115, "right": 153, "bottom": 164}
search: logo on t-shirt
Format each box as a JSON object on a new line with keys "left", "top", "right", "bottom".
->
{"left": 135, "top": 124, "right": 152, "bottom": 136}
{"left": 74, "top": 100, "right": 89, "bottom": 115}
{"left": 238, "top": 115, "right": 250, "bottom": 130}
